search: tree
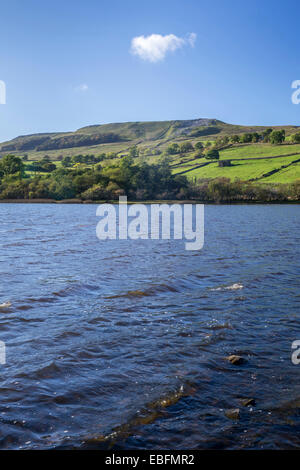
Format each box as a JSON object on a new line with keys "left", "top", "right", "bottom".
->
{"left": 61, "top": 156, "right": 72, "bottom": 167}
{"left": 205, "top": 149, "right": 220, "bottom": 160}
{"left": 207, "top": 178, "right": 232, "bottom": 202}
{"left": 121, "top": 155, "right": 134, "bottom": 168}
{"left": 0, "top": 179, "right": 28, "bottom": 199}
{"left": 240, "top": 133, "right": 253, "bottom": 143}
{"left": 0, "top": 155, "right": 25, "bottom": 176}
{"left": 230, "top": 135, "right": 240, "bottom": 144}
{"left": 194, "top": 141, "right": 204, "bottom": 157}
{"left": 106, "top": 152, "right": 118, "bottom": 159}
{"left": 195, "top": 142, "right": 204, "bottom": 151}
{"left": 48, "top": 180, "right": 76, "bottom": 200}
{"left": 291, "top": 132, "right": 300, "bottom": 143}
{"left": 166, "top": 143, "right": 180, "bottom": 155}
{"left": 251, "top": 132, "right": 260, "bottom": 143}
{"left": 179, "top": 142, "right": 194, "bottom": 153}
{"left": 128, "top": 145, "right": 139, "bottom": 158}
{"left": 216, "top": 135, "right": 229, "bottom": 147}
{"left": 291, "top": 179, "right": 300, "bottom": 199}
{"left": 262, "top": 128, "right": 273, "bottom": 142}
{"left": 269, "top": 130, "right": 285, "bottom": 145}
{"left": 41, "top": 162, "right": 57, "bottom": 173}
{"left": 72, "top": 155, "right": 84, "bottom": 164}
{"left": 81, "top": 184, "right": 111, "bottom": 201}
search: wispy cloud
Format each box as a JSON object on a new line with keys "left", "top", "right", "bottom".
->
{"left": 130, "top": 33, "right": 197, "bottom": 63}
{"left": 75, "top": 83, "right": 88, "bottom": 92}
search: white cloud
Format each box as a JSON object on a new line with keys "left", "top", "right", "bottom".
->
{"left": 130, "top": 33, "right": 197, "bottom": 63}
{"left": 187, "top": 32, "right": 197, "bottom": 47}
{"left": 75, "top": 83, "right": 88, "bottom": 92}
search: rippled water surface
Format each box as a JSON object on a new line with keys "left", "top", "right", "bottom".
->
{"left": 0, "top": 203, "right": 299, "bottom": 449}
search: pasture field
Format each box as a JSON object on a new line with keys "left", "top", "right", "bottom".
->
{"left": 181, "top": 155, "right": 300, "bottom": 182}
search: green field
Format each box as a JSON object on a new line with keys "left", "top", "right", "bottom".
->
{"left": 262, "top": 161, "right": 300, "bottom": 183}
{"left": 180, "top": 155, "right": 300, "bottom": 183}
{"left": 219, "top": 143, "right": 300, "bottom": 160}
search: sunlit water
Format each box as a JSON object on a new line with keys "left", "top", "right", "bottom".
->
{"left": 0, "top": 203, "right": 299, "bottom": 449}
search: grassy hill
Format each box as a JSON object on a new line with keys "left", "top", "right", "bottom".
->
{"left": 1, "top": 118, "right": 298, "bottom": 155}
{"left": 1, "top": 118, "right": 300, "bottom": 184}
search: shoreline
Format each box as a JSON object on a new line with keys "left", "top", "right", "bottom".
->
{"left": 0, "top": 198, "right": 299, "bottom": 205}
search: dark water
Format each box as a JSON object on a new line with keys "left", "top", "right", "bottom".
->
{"left": 0, "top": 203, "right": 299, "bottom": 450}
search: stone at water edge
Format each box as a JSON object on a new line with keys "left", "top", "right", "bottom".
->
{"left": 225, "top": 408, "right": 240, "bottom": 420}
{"left": 226, "top": 355, "right": 245, "bottom": 365}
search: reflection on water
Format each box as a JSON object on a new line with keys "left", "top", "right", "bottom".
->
{"left": 0, "top": 203, "right": 299, "bottom": 449}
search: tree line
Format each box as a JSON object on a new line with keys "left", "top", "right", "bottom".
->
{"left": 0, "top": 154, "right": 299, "bottom": 203}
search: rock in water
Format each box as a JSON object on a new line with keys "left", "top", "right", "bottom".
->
{"left": 225, "top": 408, "right": 240, "bottom": 420}
{"left": 240, "top": 398, "right": 256, "bottom": 407}
{"left": 226, "top": 354, "right": 245, "bottom": 365}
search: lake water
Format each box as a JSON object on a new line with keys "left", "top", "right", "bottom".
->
{"left": 0, "top": 203, "right": 299, "bottom": 449}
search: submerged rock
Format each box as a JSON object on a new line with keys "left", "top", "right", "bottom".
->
{"left": 226, "top": 354, "right": 245, "bottom": 365}
{"left": 240, "top": 398, "right": 256, "bottom": 407}
{"left": 225, "top": 408, "right": 240, "bottom": 420}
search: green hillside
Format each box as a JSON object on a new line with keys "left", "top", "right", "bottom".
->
{"left": 1, "top": 119, "right": 300, "bottom": 198}
{"left": 1, "top": 118, "right": 299, "bottom": 161}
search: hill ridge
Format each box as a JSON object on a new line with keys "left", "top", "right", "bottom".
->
{"left": 0, "top": 118, "right": 299, "bottom": 156}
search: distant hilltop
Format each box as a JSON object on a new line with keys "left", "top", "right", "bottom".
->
{"left": 0, "top": 119, "right": 299, "bottom": 156}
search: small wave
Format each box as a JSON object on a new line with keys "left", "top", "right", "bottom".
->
{"left": 2, "top": 242, "right": 26, "bottom": 248}
{"left": 269, "top": 397, "right": 300, "bottom": 413}
{"left": 37, "top": 361, "right": 61, "bottom": 378}
{"left": 88, "top": 316, "right": 111, "bottom": 324}
{"left": 225, "top": 283, "right": 244, "bottom": 290}
{"left": 224, "top": 282, "right": 244, "bottom": 290}
{"left": 15, "top": 283, "right": 97, "bottom": 308}
{"left": 15, "top": 304, "right": 33, "bottom": 311}
{"left": 56, "top": 330, "right": 81, "bottom": 339}
{"left": 53, "top": 283, "right": 98, "bottom": 298}
{"left": 210, "top": 283, "right": 244, "bottom": 291}
{"left": 106, "top": 290, "right": 149, "bottom": 299}
{"left": 106, "top": 283, "right": 179, "bottom": 299}
{"left": 149, "top": 283, "right": 179, "bottom": 294}
{"left": 26, "top": 296, "right": 57, "bottom": 304}
{"left": 11, "top": 316, "right": 44, "bottom": 323}
{"left": 16, "top": 361, "right": 61, "bottom": 380}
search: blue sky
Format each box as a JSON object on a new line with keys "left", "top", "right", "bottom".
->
{"left": 0, "top": 0, "right": 300, "bottom": 141}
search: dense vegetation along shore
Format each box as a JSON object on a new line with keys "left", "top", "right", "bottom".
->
{"left": 0, "top": 119, "right": 300, "bottom": 203}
